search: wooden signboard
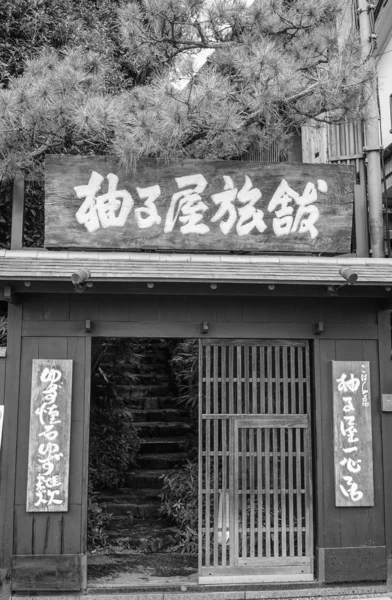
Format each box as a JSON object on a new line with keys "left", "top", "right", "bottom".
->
{"left": 0, "top": 405, "right": 3, "bottom": 450}
{"left": 26, "top": 359, "right": 73, "bottom": 512}
{"left": 332, "top": 361, "right": 374, "bottom": 507}
{"left": 45, "top": 156, "right": 354, "bottom": 253}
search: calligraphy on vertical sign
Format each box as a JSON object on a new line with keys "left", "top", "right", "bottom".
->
{"left": 0, "top": 406, "right": 4, "bottom": 450}
{"left": 26, "top": 359, "right": 73, "bottom": 512}
{"left": 332, "top": 361, "right": 374, "bottom": 507}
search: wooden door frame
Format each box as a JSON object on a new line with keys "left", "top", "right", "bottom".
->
{"left": 80, "top": 335, "right": 91, "bottom": 591}
{"left": 198, "top": 338, "right": 315, "bottom": 584}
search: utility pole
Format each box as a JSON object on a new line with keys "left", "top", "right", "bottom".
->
{"left": 357, "top": 0, "right": 384, "bottom": 258}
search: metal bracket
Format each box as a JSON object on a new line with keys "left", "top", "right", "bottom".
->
{"left": 363, "top": 145, "right": 383, "bottom": 153}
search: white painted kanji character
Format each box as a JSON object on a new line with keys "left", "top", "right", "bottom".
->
{"left": 34, "top": 490, "right": 48, "bottom": 507}
{"left": 339, "top": 484, "right": 349, "bottom": 498}
{"left": 135, "top": 185, "right": 162, "bottom": 229}
{"left": 40, "top": 368, "right": 62, "bottom": 384}
{"left": 34, "top": 474, "right": 48, "bottom": 506}
{"left": 210, "top": 176, "right": 237, "bottom": 235}
{"left": 36, "top": 473, "right": 47, "bottom": 492}
{"left": 340, "top": 416, "right": 359, "bottom": 443}
{"left": 96, "top": 173, "right": 133, "bottom": 229}
{"left": 45, "top": 475, "right": 62, "bottom": 488}
{"left": 342, "top": 475, "right": 363, "bottom": 502}
{"left": 47, "top": 489, "right": 63, "bottom": 506}
{"left": 340, "top": 457, "right": 362, "bottom": 473}
{"left": 236, "top": 175, "right": 266, "bottom": 236}
{"left": 290, "top": 181, "right": 320, "bottom": 239}
{"left": 336, "top": 373, "right": 360, "bottom": 393}
{"left": 38, "top": 442, "right": 63, "bottom": 475}
{"left": 75, "top": 171, "right": 104, "bottom": 233}
{"left": 164, "top": 174, "right": 209, "bottom": 234}
{"left": 343, "top": 446, "right": 358, "bottom": 453}
{"left": 267, "top": 179, "right": 297, "bottom": 236}
{"left": 38, "top": 424, "right": 58, "bottom": 441}
{"left": 342, "top": 396, "right": 355, "bottom": 413}
{"left": 268, "top": 178, "right": 323, "bottom": 239}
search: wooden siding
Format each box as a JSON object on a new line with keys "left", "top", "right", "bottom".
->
{"left": 0, "top": 304, "right": 22, "bottom": 598}
{"left": 11, "top": 332, "right": 88, "bottom": 590}
{"left": 8, "top": 292, "right": 386, "bottom": 588}
{"left": 314, "top": 339, "right": 384, "bottom": 551}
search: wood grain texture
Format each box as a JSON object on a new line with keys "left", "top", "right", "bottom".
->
{"left": 45, "top": 156, "right": 354, "bottom": 253}
{"left": 332, "top": 360, "right": 374, "bottom": 507}
{"left": 378, "top": 310, "right": 392, "bottom": 558}
{"left": 0, "top": 304, "right": 22, "bottom": 569}
{"left": 11, "top": 554, "right": 81, "bottom": 591}
{"left": 199, "top": 340, "right": 313, "bottom": 582}
{"left": 0, "top": 406, "right": 3, "bottom": 450}
{"left": 26, "top": 359, "right": 73, "bottom": 512}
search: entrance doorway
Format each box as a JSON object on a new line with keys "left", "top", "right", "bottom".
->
{"left": 87, "top": 338, "right": 199, "bottom": 587}
{"left": 199, "top": 340, "right": 314, "bottom": 583}
{"left": 87, "top": 337, "right": 314, "bottom": 588}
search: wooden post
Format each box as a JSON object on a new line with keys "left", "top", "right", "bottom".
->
{"left": 378, "top": 308, "right": 392, "bottom": 589}
{"left": 0, "top": 304, "right": 23, "bottom": 600}
{"left": 354, "top": 159, "right": 369, "bottom": 257}
{"left": 11, "top": 180, "right": 25, "bottom": 251}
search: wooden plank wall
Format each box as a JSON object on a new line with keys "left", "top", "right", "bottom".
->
{"left": 314, "top": 338, "right": 385, "bottom": 582}
{"left": 10, "top": 292, "right": 386, "bottom": 587}
{"left": 12, "top": 317, "right": 88, "bottom": 591}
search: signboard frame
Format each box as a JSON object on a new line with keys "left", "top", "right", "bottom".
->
{"left": 26, "top": 359, "right": 73, "bottom": 512}
{"left": 45, "top": 156, "right": 355, "bottom": 254}
{"left": 332, "top": 360, "right": 374, "bottom": 507}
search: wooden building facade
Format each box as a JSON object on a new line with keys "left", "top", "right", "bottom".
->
{"left": 1, "top": 157, "right": 392, "bottom": 594}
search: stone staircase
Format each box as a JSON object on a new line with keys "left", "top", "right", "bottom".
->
{"left": 96, "top": 339, "right": 193, "bottom": 552}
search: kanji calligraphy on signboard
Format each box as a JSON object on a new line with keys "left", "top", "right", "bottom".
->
{"left": 45, "top": 156, "right": 354, "bottom": 253}
{"left": 332, "top": 361, "right": 374, "bottom": 507}
{"left": 26, "top": 359, "right": 73, "bottom": 512}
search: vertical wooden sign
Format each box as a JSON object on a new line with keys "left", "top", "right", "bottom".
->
{"left": 0, "top": 405, "right": 4, "bottom": 450}
{"left": 26, "top": 359, "right": 73, "bottom": 512}
{"left": 332, "top": 361, "right": 374, "bottom": 507}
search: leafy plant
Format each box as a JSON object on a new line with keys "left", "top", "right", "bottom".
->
{"left": 87, "top": 481, "right": 112, "bottom": 551}
{"left": 0, "top": 314, "right": 7, "bottom": 347}
{"left": 170, "top": 339, "right": 198, "bottom": 417}
{"left": 89, "top": 338, "right": 141, "bottom": 490}
{"left": 160, "top": 460, "right": 198, "bottom": 554}
{"left": 89, "top": 403, "right": 140, "bottom": 490}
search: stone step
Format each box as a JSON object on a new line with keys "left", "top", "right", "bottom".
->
{"left": 103, "top": 498, "right": 160, "bottom": 518}
{"left": 137, "top": 452, "right": 188, "bottom": 470}
{"left": 137, "top": 421, "right": 193, "bottom": 437}
{"left": 98, "top": 486, "right": 161, "bottom": 503}
{"left": 120, "top": 372, "right": 170, "bottom": 382}
{"left": 106, "top": 518, "right": 178, "bottom": 553}
{"left": 118, "top": 384, "right": 173, "bottom": 399}
{"left": 132, "top": 408, "right": 187, "bottom": 422}
{"left": 139, "top": 436, "right": 186, "bottom": 454}
{"left": 127, "top": 469, "right": 173, "bottom": 489}
{"left": 127, "top": 396, "right": 181, "bottom": 410}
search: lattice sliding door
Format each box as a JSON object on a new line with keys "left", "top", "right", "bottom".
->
{"left": 199, "top": 340, "right": 314, "bottom": 583}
